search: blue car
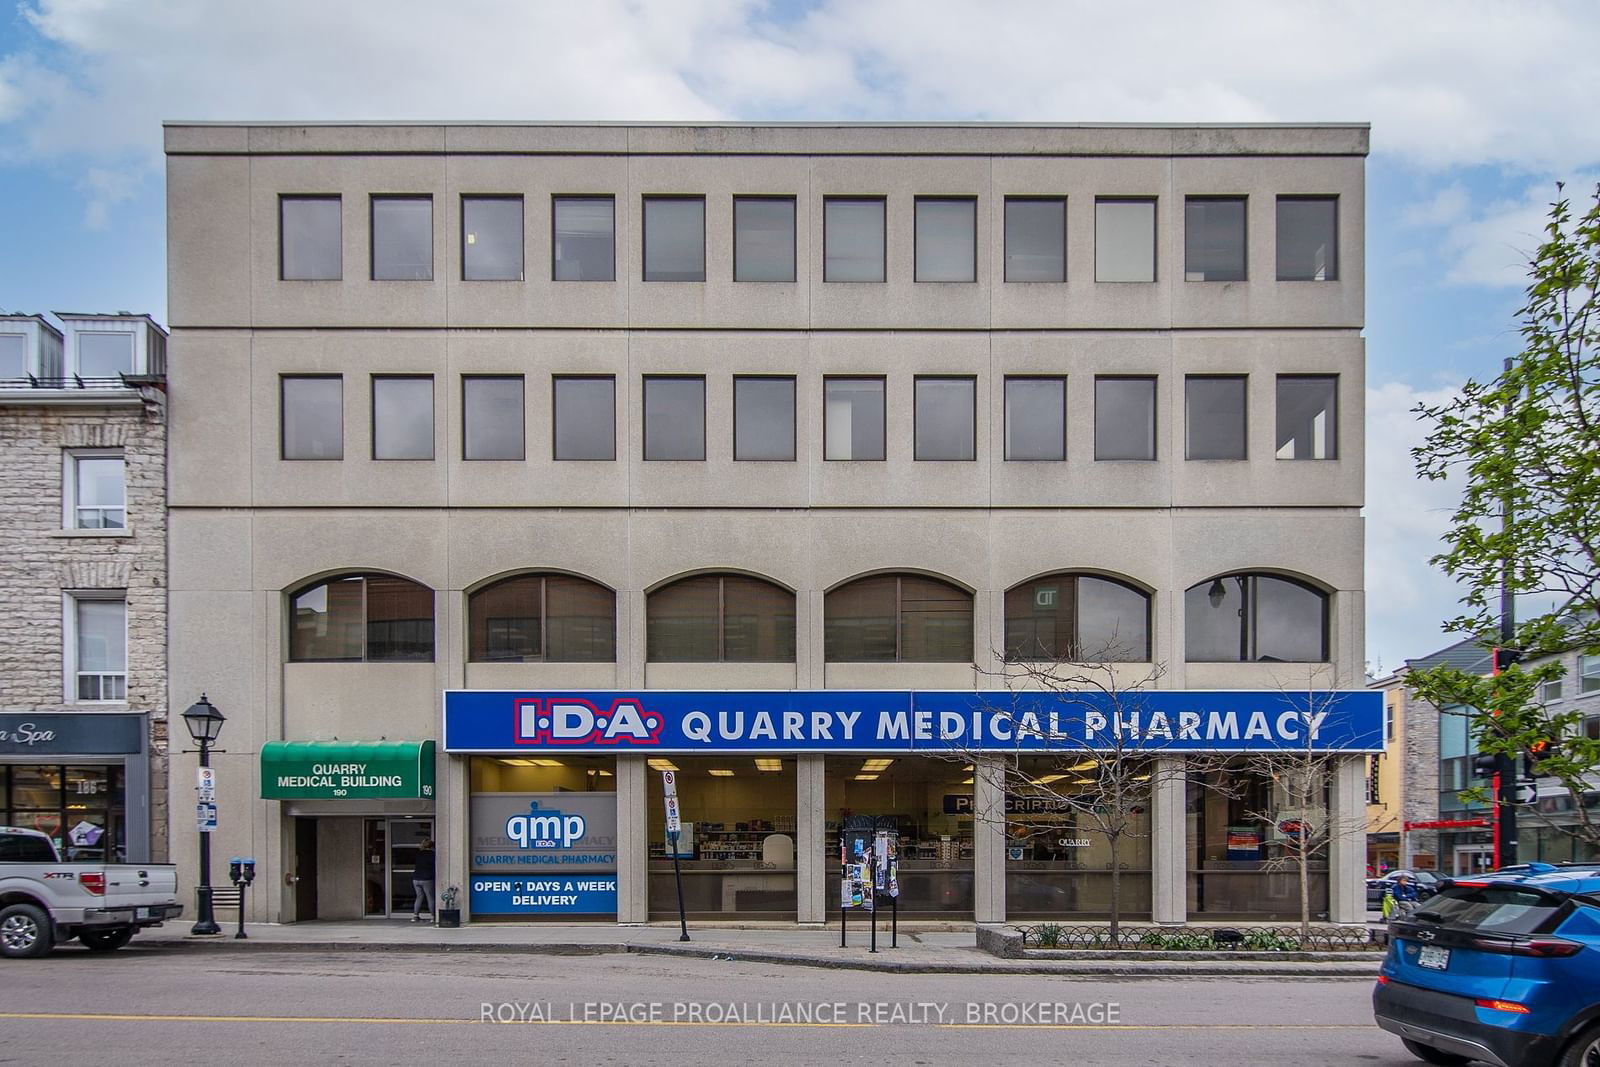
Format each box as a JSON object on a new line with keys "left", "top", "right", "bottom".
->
{"left": 1374, "top": 863, "right": 1600, "bottom": 1065}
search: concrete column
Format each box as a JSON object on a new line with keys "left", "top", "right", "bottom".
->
{"left": 615, "top": 755, "right": 648, "bottom": 924}
{"left": 1150, "top": 757, "right": 1187, "bottom": 924}
{"left": 442, "top": 754, "right": 470, "bottom": 921}
{"left": 973, "top": 754, "right": 1007, "bottom": 924}
{"left": 796, "top": 754, "right": 826, "bottom": 923}
{"left": 1329, "top": 755, "right": 1366, "bottom": 924}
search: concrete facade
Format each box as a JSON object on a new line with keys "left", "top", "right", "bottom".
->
{"left": 164, "top": 122, "right": 1370, "bottom": 926}
{"left": 0, "top": 313, "right": 169, "bottom": 863}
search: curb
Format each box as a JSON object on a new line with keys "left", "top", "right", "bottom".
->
{"left": 129, "top": 937, "right": 1383, "bottom": 978}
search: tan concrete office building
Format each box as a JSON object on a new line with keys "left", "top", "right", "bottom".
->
{"left": 165, "top": 122, "right": 1373, "bottom": 927}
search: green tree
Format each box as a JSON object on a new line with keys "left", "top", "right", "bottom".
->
{"left": 1407, "top": 183, "right": 1600, "bottom": 852}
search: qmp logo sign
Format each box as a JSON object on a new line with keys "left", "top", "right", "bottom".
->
{"left": 506, "top": 801, "right": 586, "bottom": 850}
{"left": 513, "top": 698, "right": 665, "bottom": 747}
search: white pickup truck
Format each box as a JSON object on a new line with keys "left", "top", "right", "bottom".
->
{"left": 0, "top": 825, "right": 181, "bottom": 957}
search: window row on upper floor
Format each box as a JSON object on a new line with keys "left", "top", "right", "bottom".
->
{"left": 278, "top": 192, "right": 1340, "bottom": 287}
{"left": 286, "top": 569, "right": 1332, "bottom": 667}
{"left": 281, "top": 371, "right": 1338, "bottom": 463}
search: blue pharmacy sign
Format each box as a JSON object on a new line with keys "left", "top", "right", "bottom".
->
{"left": 470, "top": 875, "right": 618, "bottom": 916}
{"left": 443, "top": 689, "right": 1383, "bottom": 755}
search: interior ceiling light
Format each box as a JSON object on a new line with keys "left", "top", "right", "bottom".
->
{"left": 853, "top": 773, "right": 880, "bottom": 781}
{"left": 500, "top": 758, "right": 540, "bottom": 767}
{"left": 708, "top": 769, "right": 735, "bottom": 777}
{"left": 529, "top": 758, "right": 564, "bottom": 767}
{"left": 1067, "top": 759, "right": 1099, "bottom": 771}
{"left": 962, "top": 777, "right": 974, "bottom": 785}
{"left": 647, "top": 759, "right": 679, "bottom": 772}
{"left": 754, "top": 759, "right": 783, "bottom": 771}
{"left": 861, "top": 758, "right": 894, "bottom": 772}
{"left": 1032, "top": 773, "right": 1071, "bottom": 785}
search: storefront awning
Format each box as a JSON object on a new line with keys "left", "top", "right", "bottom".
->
{"left": 261, "top": 740, "right": 435, "bottom": 800}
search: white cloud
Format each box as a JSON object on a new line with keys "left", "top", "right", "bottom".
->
{"left": 1434, "top": 175, "right": 1600, "bottom": 288}
{"left": 1364, "top": 380, "right": 1467, "bottom": 673}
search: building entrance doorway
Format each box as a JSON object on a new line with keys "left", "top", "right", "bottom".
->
{"left": 1453, "top": 845, "right": 1494, "bottom": 876}
{"left": 363, "top": 817, "right": 432, "bottom": 917}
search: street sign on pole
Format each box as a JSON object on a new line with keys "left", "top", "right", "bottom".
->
{"left": 196, "top": 802, "right": 218, "bottom": 832}
{"left": 662, "top": 769, "right": 689, "bottom": 943}
{"left": 197, "top": 767, "right": 216, "bottom": 803}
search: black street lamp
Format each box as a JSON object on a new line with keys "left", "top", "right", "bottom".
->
{"left": 182, "top": 694, "right": 226, "bottom": 935}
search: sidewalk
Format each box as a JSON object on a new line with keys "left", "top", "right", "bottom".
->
{"left": 135, "top": 920, "right": 1384, "bottom": 978}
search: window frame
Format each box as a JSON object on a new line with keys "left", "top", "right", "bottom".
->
{"left": 1003, "top": 572, "right": 1152, "bottom": 662}
{"left": 732, "top": 194, "right": 798, "bottom": 283}
{"left": 467, "top": 573, "right": 617, "bottom": 664}
{"left": 62, "top": 448, "right": 127, "bottom": 531}
{"left": 641, "top": 374, "right": 707, "bottom": 462}
{"left": 1093, "top": 375, "right": 1159, "bottom": 461}
{"left": 279, "top": 374, "right": 344, "bottom": 461}
{"left": 368, "top": 194, "right": 434, "bottom": 281}
{"left": 822, "top": 374, "right": 888, "bottom": 462}
{"left": 1184, "top": 373, "right": 1249, "bottom": 461}
{"left": 278, "top": 194, "right": 343, "bottom": 281}
{"left": 1184, "top": 572, "right": 1330, "bottom": 663}
{"left": 461, "top": 374, "right": 525, "bottom": 462}
{"left": 287, "top": 573, "right": 436, "bottom": 664}
{"left": 1276, "top": 194, "right": 1340, "bottom": 282}
{"left": 1581, "top": 655, "right": 1600, "bottom": 695}
{"left": 913, "top": 374, "right": 977, "bottom": 461}
{"left": 1275, "top": 373, "right": 1340, "bottom": 461}
{"left": 1094, "top": 196, "right": 1158, "bottom": 283}
{"left": 551, "top": 374, "right": 618, "bottom": 461}
{"left": 551, "top": 194, "right": 617, "bottom": 282}
{"left": 73, "top": 330, "right": 136, "bottom": 379}
{"left": 369, "top": 374, "right": 436, "bottom": 462}
{"left": 1183, "top": 195, "right": 1248, "bottom": 283}
{"left": 823, "top": 573, "right": 974, "bottom": 663}
{"left": 913, "top": 195, "right": 978, "bottom": 283}
{"left": 822, "top": 196, "right": 887, "bottom": 283}
{"left": 64, "top": 591, "right": 127, "bottom": 704}
{"left": 1002, "top": 195, "right": 1068, "bottom": 283}
{"left": 640, "top": 194, "right": 707, "bottom": 283}
{"left": 646, "top": 573, "right": 797, "bottom": 663}
{"left": 732, "top": 374, "right": 798, "bottom": 462}
{"left": 1002, "top": 375, "right": 1068, "bottom": 462}
{"left": 460, "top": 194, "right": 525, "bottom": 282}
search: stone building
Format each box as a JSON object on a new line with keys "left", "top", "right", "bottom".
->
{"left": 0, "top": 312, "right": 168, "bottom": 862}
{"left": 164, "top": 122, "right": 1379, "bottom": 926}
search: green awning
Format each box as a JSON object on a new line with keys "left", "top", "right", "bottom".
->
{"left": 261, "top": 740, "right": 435, "bottom": 800}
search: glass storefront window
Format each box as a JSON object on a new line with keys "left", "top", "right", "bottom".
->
{"left": 1, "top": 764, "right": 125, "bottom": 861}
{"left": 648, "top": 757, "right": 797, "bottom": 919}
{"left": 1186, "top": 760, "right": 1329, "bottom": 919}
{"left": 1003, "top": 756, "right": 1151, "bottom": 919}
{"left": 823, "top": 757, "right": 972, "bottom": 916}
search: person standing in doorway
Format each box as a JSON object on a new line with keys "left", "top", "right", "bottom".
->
{"left": 412, "top": 837, "right": 436, "bottom": 923}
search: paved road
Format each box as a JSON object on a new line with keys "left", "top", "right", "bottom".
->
{"left": 0, "top": 945, "right": 1415, "bottom": 1065}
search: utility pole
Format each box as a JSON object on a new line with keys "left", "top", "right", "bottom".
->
{"left": 1495, "top": 356, "right": 1519, "bottom": 869}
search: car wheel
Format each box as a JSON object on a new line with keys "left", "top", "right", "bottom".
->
{"left": 1400, "top": 1038, "right": 1472, "bottom": 1065}
{"left": 1561, "top": 1024, "right": 1600, "bottom": 1067}
{"left": 0, "top": 903, "right": 54, "bottom": 959}
{"left": 78, "top": 928, "right": 134, "bottom": 952}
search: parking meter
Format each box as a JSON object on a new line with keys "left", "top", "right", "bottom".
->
{"left": 241, "top": 858, "right": 257, "bottom": 886}
{"left": 229, "top": 857, "right": 243, "bottom": 885}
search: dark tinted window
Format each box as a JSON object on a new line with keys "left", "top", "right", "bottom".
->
{"left": 734, "top": 376, "right": 796, "bottom": 461}
{"left": 1095, "top": 377, "right": 1156, "bottom": 460}
{"left": 914, "top": 377, "right": 975, "bottom": 460}
{"left": 462, "top": 197, "right": 524, "bottom": 281}
{"left": 1005, "top": 574, "right": 1150, "bottom": 662}
{"left": 468, "top": 574, "right": 616, "bottom": 662}
{"left": 824, "top": 198, "right": 885, "bottom": 282}
{"left": 281, "top": 376, "right": 342, "bottom": 460}
{"left": 1185, "top": 573, "right": 1327, "bottom": 663}
{"left": 647, "top": 574, "right": 795, "bottom": 662}
{"left": 553, "top": 196, "right": 615, "bottom": 281}
{"left": 371, "top": 196, "right": 432, "bottom": 280}
{"left": 0, "top": 833, "right": 57, "bottom": 862}
{"left": 643, "top": 197, "right": 705, "bottom": 282}
{"left": 823, "top": 377, "right": 885, "bottom": 461}
{"left": 553, "top": 376, "right": 615, "bottom": 461}
{"left": 1004, "top": 198, "right": 1066, "bottom": 282}
{"left": 1277, "top": 196, "right": 1339, "bottom": 281}
{"left": 1005, "top": 377, "right": 1066, "bottom": 461}
{"left": 734, "top": 197, "right": 796, "bottom": 282}
{"left": 281, "top": 196, "right": 341, "bottom": 280}
{"left": 463, "top": 376, "right": 524, "bottom": 461}
{"left": 372, "top": 376, "right": 433, "bottom": 460}
{"left": 1414, "top": 886, "right": 1564, "bottom": 935}
{"left": 825, "top": 574, "right": 972, "bottom": 663}
{"left": 1276, "top": 376, "right": 1337, "bottom": 459}
{"left": 1184, "top": 197, "right": 1246, "bottom": 281}
{"left": 915, "top": 198, "right": 976, "bottom": 282}
{"left": 1185, "top": 375, "right": 1247, "bottom": 460}
{"left": 289, "top": 574, "right": 434, "bottom": 662}
{"left": 643, "top": 376, "right": 705, "bottom": 461}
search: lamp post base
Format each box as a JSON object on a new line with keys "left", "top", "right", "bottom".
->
{"left": 191, "top": 885, "right": 221, "bottom": 935}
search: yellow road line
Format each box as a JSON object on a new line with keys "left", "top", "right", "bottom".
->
{"left": 0, "top": 1012, "right": 1373, "bottom": 1030}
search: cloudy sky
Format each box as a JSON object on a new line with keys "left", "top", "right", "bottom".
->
{"left": 3, "top": 0, "right": 1598, "bottom": 673}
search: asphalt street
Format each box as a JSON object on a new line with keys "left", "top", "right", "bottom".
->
{"left": 0, "top": 945, "right": 1416, "bottom": 1065}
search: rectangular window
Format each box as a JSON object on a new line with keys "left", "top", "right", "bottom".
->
{"left": 1582, "top": 655, "right": 1600, "bottom": 694}
{"left": 823, "top": 197, "right": 885, "bottom": 282}
{"left": 0, "top": 333, "right": 26, "bottom": 377}
{"left": 642, "top": 375, "right": 706, "bottom": 460}
{"left": 280, "top": 195, "right": 342, "bottom": 280}
{"left": 823, "top": 377, "right": 886, "bottom": 461}
{"left": 1276, "top": 375, "right": 1338, "bottom": 459}
{"left": 1184, "top": 196, "right": 1246, "bottom": 281}
{"left": 553, "top": 376, "right": 616, "bottom": 460}
{"left": 642, "top": 196, "right": 705, "bottom": 282}
{"left": 372, "top": 376, "right": 434, "bottom": 460}
{"left": 1004, "top": 376, "right": 1066, "bottom": 461}
{"left": 280, "top": 376, "right": 343, "bottom": 460}
{"left": 733, "top": 376, "right": 796, "bottom": 461}
{"left": 914, "top": 376, "right": 976, "bottom": 460}
{"left": 71, "top": 596, "right": 126, "bottom": 702}
{"left": 462, "top": 196, "right": 524, "bottom": 281}
{"left": 1277, "top": 196, "right": 1339, "bottom": 281}
{"left": 76, "top": 332, "right": 134, "bottom": 378}
{"left": 733, "top": 196, "right": 796, "bottom": 282}
{"left": 370, "top": 196, "right": 432, "bottom": 280}
{"left": 462, "top": 376, "right": 524, "bottom": 461}
{"left": 552, "top": 195, "right": 615, "bottom": 281}
{"left": 1185, "top": 375, "right": 1247, "bottom": 460}
{"left": 1541, "top": 679, "right": 1564, "bottom": 702}
{"left": 1095, "top": 198, "right": 1156, "bottom": 282}
{"left": 1094, "top": 376, "right": 1157, "bottom": 460}
{"left": 915, "top": 197, "right": 977, "bottom": 282}
{"left": 1004, "top": 197, "right": 1066, "bottom": 282}
{"left": 66, "top": 452, "right": 126, "bottom": 529}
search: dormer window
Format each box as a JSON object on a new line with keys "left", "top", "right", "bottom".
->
{"left": 77, "top": 332, "right": 135, "bottom": 378}
{"left": 0, "top": 333, "right": 25, "bottom": 378}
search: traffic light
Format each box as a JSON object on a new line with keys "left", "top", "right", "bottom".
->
{"left": 1523, "top": 740, "right": 1556, "bottom": 780}
{"left": 1471, "top": 753, "right": 1500, "bottom": 779}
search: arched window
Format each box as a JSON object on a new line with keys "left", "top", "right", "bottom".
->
{"left": 289, "top": 574, "right": 434, "bottom": 662}
{"left": 468, "top": 574, "right": 615, "bottom": 663}
{"left": 647, "top": 573, "right": 795, "bottom": 662}
{"left": 1004, "top": 573, "right": 1150, "bottom": 662}
{"left": 825, "top": 573, "right": 973, "bottom": 662}
{"left": 1184, "top": 572, "right": 1328, "bottom": 662}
